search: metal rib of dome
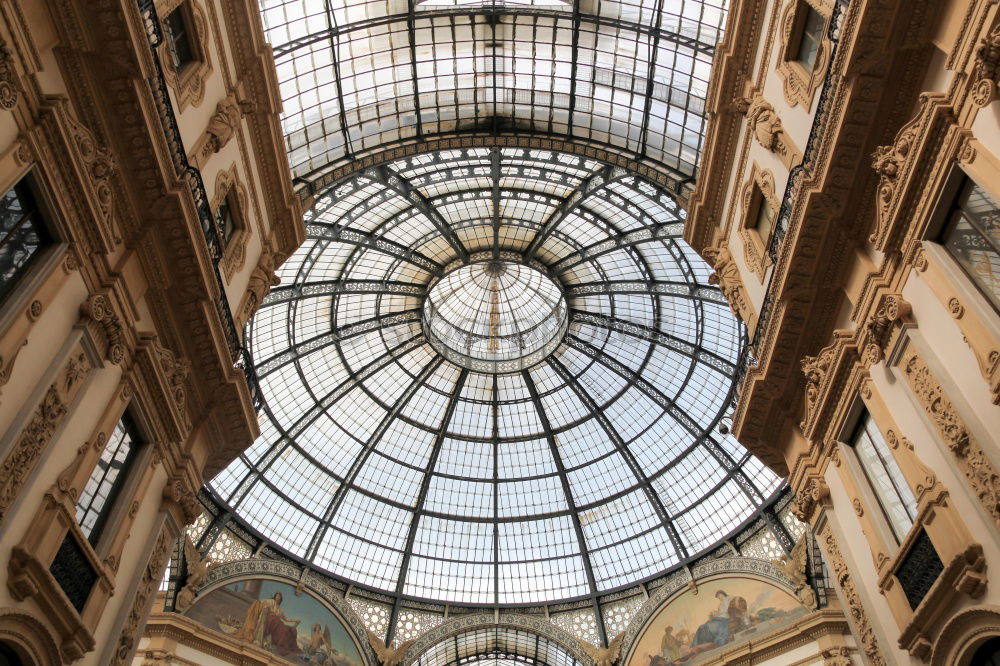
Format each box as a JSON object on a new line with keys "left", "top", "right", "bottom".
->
{"left": 209, "top": 146, "right": 781, "bottom": 606}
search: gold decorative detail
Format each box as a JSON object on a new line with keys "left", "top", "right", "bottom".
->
{"left": 863, "top": 293, "right": 910, "bottom": 366}
{"left": 578, "top": 632, "right": 625, "bottom": 666}
{"left": 821, "top": 525, "right": 887, "bottom": 666}
{"left": 242, "top": 248, "right": 281, "bottom": 322}
{"left": 0, "top": 38, "right": 18, "bottom": 110}
{"left": 366, "top": 629, "right": 415, "bottom": 666}
{"left": 174, "top": 536, "right": 214, "bottom": 612}
{"left": 27, "top": 300, "right": 42, "bottom": 321}
{"left": 13, "top": 140, "right": 31, "bottom": 166}
{"left": 771, "top": 535, "right": 818, "bottom": 610}
{"left": 902, "top": 351, "right": 1000, "bottom": 525}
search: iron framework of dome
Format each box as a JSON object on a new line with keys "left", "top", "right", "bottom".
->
{"left": 209, "top": 144, "right": 782, "bottom": 606}
{"left": 205, "top": 0, "right": 785, "bottom": 622}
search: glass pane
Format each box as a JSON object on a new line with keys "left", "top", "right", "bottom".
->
{"left": 853, "top": 415, "right": 916, "bottom": 544}
{"left": 795, "top": 4, "right": 824, "bottom": 71}
{"left": 942, "top": 179, "right": 1000, "bottom": 312}
{"left": 165, "top": 8, "right": 194, "bottom": 69}
{"left": 0, "top": 180, "right": 49, "bottom": 303}
{"left": 76, "top": 412, "right": 141, "bottom": 543}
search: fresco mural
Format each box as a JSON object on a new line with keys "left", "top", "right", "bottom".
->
{"left": 627, "top": 576, "right": 807, "bottom": 666}
{"left": 186, "top": 578, "right": 365, "bottom": 666}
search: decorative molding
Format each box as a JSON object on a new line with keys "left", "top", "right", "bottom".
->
{"left": 930, "top": 604, "right": 1000, "bottom": 666}
{"left": 109, "top": 521, "right": 175, "bottom": 666}
{"left": 861, "top": 293, "right": 911, "bottom": 367}
{"left": 900, "top": 349, "right": 1000, "bottom": 527}
{"left": 819, "top": 524, "right": 886, "bottom": 666}
{"left": 158, "top": 0, "right": 211, "bottom": 111}
{"left": 0, "top": 350, "right": 88, "bottom": 526}
{"left": 792, "top": 477, "right": 830, "bottom": 524}
{"left": 972, "top": 23, "right": 1000, "bottom": 106}
{"left": 776, "top": 0, "right": 831, "bottom": 109}
{"left": 211, "top": 165, "right": 251, "bottom": 280}
{"left": 738, "top": 165, "right": 778, "bottom": 281}
{"left": 0, "top": 608, "right": 61, "bottom": 666}
{"left": 240, "top": 246, "right": 280, "bottom": 324}
{"left": 79, "top": 293, "right": 125, "bottom": 364}
{"left": 703, "top": 243, "right": 756, "bottom": 330}
{"left": 737, "top": 93, "right": 801, "bottom": 168}
{"left": 405, "top": 614, "right": 592, "bottom": 666}
{"left": 0, "top": 38, "right": 18, "bottom": 111}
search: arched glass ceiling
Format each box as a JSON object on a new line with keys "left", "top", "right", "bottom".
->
{"left": 209, "top": 147, "right": 782, "bottom": 606}
{"left": 260, "top": 0, "right": 725, "bottom": 190}
{"left": 414, "top": 627, "right": 580, "bottom": 666}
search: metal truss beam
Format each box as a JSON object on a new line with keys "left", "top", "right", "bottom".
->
{"left": 255, "top": 309, "right": 422, "bottom": 378}
{"left": 263, "top": 280, "right": 426, "bottom": 307}
{"left": 388, "top": 368, "right": 470, "bottom": 644}
{"left": 308, "top": 222, "right": 443, "bottom": 276}
{"left": 568, "top": 310, "right": 736, "bottom": 376}
{"left": 365, "top": 165, "right": 470, "bottom": 262}
{"left": 565, "top": 279, "right": 727, "bottom": 305}
{"left": 521, "top": 370, "right": 608, "bottom": 646}
{"left": 552, "top": 221, "right": 685, "bottom": 273}
{"left": 271, "top": 9, "right": 717, "bottom": 59}
{"left": 227, "top": 333, "right": 426, "bottom": 507}
{"left": 305, "top": 357, "right": 444, "bottom": 563}
{"left": 523, "top": 165, "right": 630, "bottom": 260}
{"left": 563, "top": 335, "right": 763, "bottom": 502}
{"left": 546, "top": 356, "right": 689, "bottom": 559}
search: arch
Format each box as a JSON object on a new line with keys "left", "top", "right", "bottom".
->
{"left": 0, "top": 609, "right": 61, "bottom": 666}
{"left": 931, "top": 605, "right": 1000, "bottom": 666}
{"left": 403, "top": 614, "right": 593, "bottom": 666}
{"left": 193, "top": 559, "right": 377, "bottom": 666}
{"left": 620, "top": 558, "right": 803, "bottom": 664}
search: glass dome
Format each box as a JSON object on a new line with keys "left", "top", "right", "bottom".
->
{"left": 208, "top": 146, "right": 781, "bottom": 606}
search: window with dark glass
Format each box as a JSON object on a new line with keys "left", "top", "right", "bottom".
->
{"left": 754, "top": 190, "right": 776, "bottom": 242}
{"left": 940, "top": 178, "right": 1000, "bottom": 313}
{"left": 850, "top": 413, "right": 917, "bottom": 545}
{"left": 164, "top": 5, "right": 195, "bottom": 71}
{"left": 75, "top": 410, "right": 143, "bottom": 545}
{"left": 0, "top": 177, "right": 51, "bottom": 304}
{"left": 214, "top": 193, "right": 236, "bottom": 246}
{"left": 793, "top": 3, "right": 825, "bottom": 72}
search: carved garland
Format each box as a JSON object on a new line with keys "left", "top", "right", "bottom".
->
{"left": 900, "top": 350, "right": 1000, "bottom": 527}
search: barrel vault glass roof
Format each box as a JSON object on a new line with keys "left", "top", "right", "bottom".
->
{"left": 261, "top": 0, "right": 725, "bottom": 191}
